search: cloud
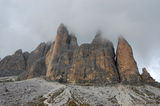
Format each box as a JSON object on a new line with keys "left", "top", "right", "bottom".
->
{"left": 0, "top": 0, "right": 160, "bottom": 81}
{"left": 148, "top": 55, "right": 160, "bottom": 82}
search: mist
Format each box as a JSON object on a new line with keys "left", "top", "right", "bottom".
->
{"left": 0, "top": 0, "right": 160, "bottom": 82}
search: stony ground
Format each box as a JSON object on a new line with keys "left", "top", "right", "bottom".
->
{"left": 0, "top": 77, "right": 160, "bottom": 106}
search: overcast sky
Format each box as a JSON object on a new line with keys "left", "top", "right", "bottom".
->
{"left": 0, "top": 0, "right": 160, "bottom": 82}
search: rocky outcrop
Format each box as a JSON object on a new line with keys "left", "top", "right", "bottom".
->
{"left": 141, "top": 68, "right": 155, "bottom": 83}
{"left": 0, "top": 24, "right": 157, "bottom": 85}
{"left": 0, "top": 42, "right": 51, "bottom": 79}
{"left": 26, "top": 42, "right": 51, "bottom": 70}
{"left": 45, "top": 26, "right": 119, "bottom": 85}
{"left": 27, "top": 57, "right": 46, "bottom": 79}
{"left": 68, "top": 33, "right": 119, "bottom": 85}
{"left": 116, "top": 37, "right": 141, "bottom": 83}
{"left": 0, "top": 49, "right": 26, "bottom": 77}
{"left": 45, "top": 24, "right": 78, "bottom": 81}
{"left": 26, "top": 42, "right": 51, "bottom": 79}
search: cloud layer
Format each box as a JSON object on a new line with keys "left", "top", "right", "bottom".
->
{"left": 0, "top": 0, "right": 160, "bottom": 81}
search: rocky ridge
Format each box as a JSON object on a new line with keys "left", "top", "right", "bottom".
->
{"left": 0, "top": 24, "right": 157, "bottom": 85}
{"left": 0, "top": 42, "right": 51, "bottom": 80}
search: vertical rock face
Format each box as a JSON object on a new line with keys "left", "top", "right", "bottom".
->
{"left": 0, "top": 49, "right": 26, "bottom": 77}
{"left": 45, "top": 28, "right": 119, "bottom": 85}
{"left": 27, "top": 57, "right": 46, "bottom": 79}
{"left": 27, "top": 42, "right": 51, "bottom": 70}
{"left": 116, "top": 37, "right": 141, "bottom": 83}
{"left": 26, "top": 42, "right": 51, "bottom": 79}
{"left": 141, "top": 68, "right": 155, "bottom": 83}
{"left": 45, "top": 24, "right": 78, "bottom": 81}
{"left": 1, "top": 24, "right": 156, "bottom": 85}
{"left": 68, "top": 34, "right": 119, "bottom": 85}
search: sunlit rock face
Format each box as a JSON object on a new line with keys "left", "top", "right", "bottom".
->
{"left": 45, "top": 24, "right": 78, "bottom": 81}
{"left": 116, "top": 37, "right": 142, "bottom": 83}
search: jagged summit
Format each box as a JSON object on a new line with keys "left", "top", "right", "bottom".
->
{"left": 116, "top": 36, "right": 141, "bottom": 83}
{"left": 54, "top": 24, "right": 78, "bottom": 50}
{"left": 0, "top": 24, "right": 156, "bottom": 85}
{"left": 14, "top": 49, "right": 23, "bottom": 56}
{"left": 57, "top": 23, "right": 68, "bottom": 35}
{"left": 92, "top": 31, "right": 112, "bottom": 45}
{"left": 92, "top": 31, "right": 102, "bottom": 44}
{"left": 141, "top": 68, "right": 155, "bottom": 83}
{"left": 0, "top": 24, "right": 159, "bottom": 106}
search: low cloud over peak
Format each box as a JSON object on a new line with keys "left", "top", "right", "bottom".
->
{"left": 0, "top": 0, "right": 160, "bottom": 82}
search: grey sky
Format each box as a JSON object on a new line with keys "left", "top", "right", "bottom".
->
{"left": 0, "top": 0, "right": 160, "bottom": 82}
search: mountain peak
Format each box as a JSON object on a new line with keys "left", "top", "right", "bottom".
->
{"left": 141, "top": 68, "right": 155, "bottom": 83}
{"left": 92, "top": 31, "right": 112, "bottom": 46}
{"left": 116, "top": 36, "right": 141, "bottom": 83}
{"left": 14, "top": 49, "right": 23, "bottom": 56}
{"left": 0, "top": 24, "right": 157, "bottom": 86}
{"left": 118, "top": 36, "right": 129, "bottom": 45}
{"left": 57, "top": 23, "right": 68, "bottom": 35}
{"left": 92, "top": 31, "right": 102, "bottom": 44}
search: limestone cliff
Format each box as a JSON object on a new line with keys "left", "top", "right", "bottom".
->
{"left": 26, "top": 42, "right": 51, "bottom": 79}
{"left": 45, "top": 24, "right": 78, "bottom": 81}
{"left": 0, "top": 49, "right": 26, "bottom": 77}
{"left": 0, "top": 24, "right": 156, "bottom": 85}
{"left": 116, "top": 37, "right": 141, "bottom": 83}
{"left": 44, "top": 25, "right": 120, "bottom": 85}
{"left": 68, "top": 33, "right": 119, "bottom": 85}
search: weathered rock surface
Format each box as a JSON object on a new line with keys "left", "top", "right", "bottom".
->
{"left": 0, "top": 49, "right": 26, "bottom": 77}
{"left": 68, "top": 33, "right": 119, "bottom": 85}
{"left": 116, "top": 37, "right": 141, "bottom": 83}
{"left": 0, "top": 78, "right": 160, "bottom": 106}
{"left": 141, "top": 68, "right": 155, "bottom": 83}
{"left": 0, "top": 24, "right": 156, "bottom": 85}
{"left": 27, "top": 57, "right": 46, "bottom": 79}
{"left": 26, "top": 42, "right": 51, "bottom": 79}
{"left": 45, "top": 25, "right": 119, "bottom": 85}
{"left": 0, "top": 42, "right": 51, "bottom": 79}
{"left": 45, "top": 24, "right": 78, "bottom": 81}
{"left": 27, "top": 42, "right": 51, "bottom": 70}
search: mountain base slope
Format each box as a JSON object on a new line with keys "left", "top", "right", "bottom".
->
{"left": 0, "top": 78, "right": 160, "bottom": 106}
